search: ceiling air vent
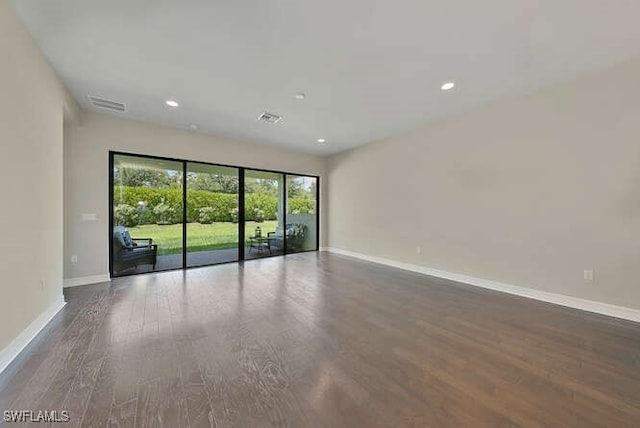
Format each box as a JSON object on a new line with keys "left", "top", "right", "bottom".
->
{"left": 258, "top": 112, "right": 282, "bottom": 124}
{"left": 88, "top": 95, "right": 126, "bottom": 112}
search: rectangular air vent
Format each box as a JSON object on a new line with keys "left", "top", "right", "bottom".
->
{"left": 258, "top": 112, "right": 282, "bottom": 124}
{"left": 88, "top": 95, "right": 126, "bottom": 112}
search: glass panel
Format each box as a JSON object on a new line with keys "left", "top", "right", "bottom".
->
{"left": 244, "top": 170, "right": 284, "bottom": 260}
{"left": 112, "top": 154, "right": 184, "bottom": 276}
{"left": 286, "top": 175, "right": 318, "bottom": 253}
{"left": 186, "top": 163, "right": 239, "bottom": 267}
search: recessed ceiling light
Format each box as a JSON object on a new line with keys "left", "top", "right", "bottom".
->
{"left": 441, "top": 82, "right": 455, "bottom": 91}
{"left": 295, "top": 93, "right": 306, "bottom": 100}
{"left": 317, "top": 138, "right": 326, "bottom": 143}
{"left": 165, "top": 100, "right": 179, "bottom": 107}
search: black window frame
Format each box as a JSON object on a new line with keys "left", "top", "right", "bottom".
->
{"left": 109, "top": 151, "right": 320, "bottom": 278}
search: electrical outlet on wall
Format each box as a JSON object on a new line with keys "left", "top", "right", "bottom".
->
{"left": 584, "top": 269, "right": 594, "bottom": 281}
{"left": 416, "top": 246, "right": 422, "bottom": 254}
{"left": 71, "top": 255, "right": 78, "bottom": 263}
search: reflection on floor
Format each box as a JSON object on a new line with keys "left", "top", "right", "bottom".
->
{"left": 4, "top": 252, "right": 640, "bottom": 426}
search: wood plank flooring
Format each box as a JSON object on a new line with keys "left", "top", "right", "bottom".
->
{"left": 1, "top": 252, "right": 640, "bottom": 427}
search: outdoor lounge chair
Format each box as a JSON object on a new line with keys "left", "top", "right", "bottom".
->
{"left": 113, "top": 225, "right": 158, "bottom": 273}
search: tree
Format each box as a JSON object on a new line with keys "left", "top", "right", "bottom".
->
{"left": 309, "top": 180, "right": 317, "bottom": 199}
{"left": 245, "top": 178, "right": 278, "bottom": 197}
{"left": 187, "top": 173, "right": 239, "bottom": 193}
{"left": 287, "top": 177, "right": 316, "bottom": 199}
{"left": 287, "top": 179, "right": 305, "bottom": 198}
{"left": 214, "top": 175, "right": 239, "bottom": 193}
{"left": 115, "top": 167, "right": 173, "bottom": 188}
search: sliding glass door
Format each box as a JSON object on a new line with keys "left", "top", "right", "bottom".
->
{"left": 110, "top": 152, "right": 319, "bottom": 277}
{"left": 244, "top": 170, "right": 284, "bottom": 260}
{"left": 112, "top": 154, "right": 184, "bottom": 276}
{"left": 286, "top": 175, "right": 318, "bottom": 253}
{"left": 186, "top": 163, "right": 240, "bottom": 267}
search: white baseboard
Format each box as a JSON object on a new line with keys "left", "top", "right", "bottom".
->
{"left": 63, "top": 274, "right": 111, "bottom": 288}
{"left": 326, "top": 247, "right": 640, "bottom": 323}
{"left": 0, "top": 297, "right": 66, "bottom": 375}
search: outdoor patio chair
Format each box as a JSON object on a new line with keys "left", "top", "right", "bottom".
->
{"left": 267, "top": 223, "right": 307, "bottom": 252}
{"left": 113, "top": 225, "right": 158, "bottom": 273}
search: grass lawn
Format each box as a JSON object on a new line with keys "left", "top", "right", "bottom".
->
{"left": 127, "top": 221, "right": 278, "bottom": 255}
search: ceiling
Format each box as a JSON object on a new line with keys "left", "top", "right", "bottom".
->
{"left": 11, "top": 0, "right": 640, "bottom": 156}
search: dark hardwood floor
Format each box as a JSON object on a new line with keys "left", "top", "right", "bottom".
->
{"left": 1, "top": 252, "right": 640, "bottom": 427}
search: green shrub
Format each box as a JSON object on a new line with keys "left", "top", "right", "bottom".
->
{"left": 113, "top": 186, "right": 182, "bottom": 224}
{"left": 253, "top": 208, "right": 265, "bottom": 222}
{"left": 245, "top": 193, "right": 277, "bottom": 221}
{"left": 288, "top": 198, "right": 316, "bottom": 215}
{"left": 230, "top": 207, "right": 239, "bottom": 223}
{"left": 198, "top": 206, "right": 216, "bottom": 224}
{"left": 187, "top": 191, "right": 238, "bottom": 222}
{"left": 113, "top": 186, "right": 316, "bottom": 224}
{"left": 114, "top": 204, "right": 139, "bottom": 227}
{"left": 153, "top": 202, "right": 177, "bottom": 224}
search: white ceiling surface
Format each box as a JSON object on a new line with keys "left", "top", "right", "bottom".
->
{"left": 12, "top": 0, "right": 640, "bottom": 155}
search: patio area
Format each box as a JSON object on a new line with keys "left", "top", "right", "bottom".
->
{"left": 124, "top": 245, "right": 285, "bottom": 275}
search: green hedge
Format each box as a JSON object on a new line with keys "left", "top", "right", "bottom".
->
{"left": 113, "top": 186, "right": 315, "bottom": 225}
{"left": 185, "top": 190, "right": 240, "bottom": 222}
{"left": 288, "top": 198, "right": 316, "bottom": 215}
{"left": 113, "top": 186, "right": 183, "bottom": 224}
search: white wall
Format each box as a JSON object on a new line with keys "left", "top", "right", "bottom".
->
{"left": 0, "top": 0, "right": 74, "bottom": 352}
{"left": 328, "top": 57, "right": 640, "bottom": 310}
{"left": 64, "top": 112, "right": 327, "bottom": 280}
